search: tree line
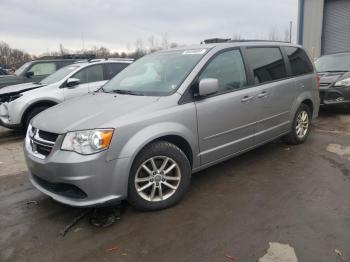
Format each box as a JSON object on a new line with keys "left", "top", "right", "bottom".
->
{"left": 1, "top": 27, "right": 291, "bottom": 69}
{"left": 0, "top": 34, "right": 178, "bottom": 69}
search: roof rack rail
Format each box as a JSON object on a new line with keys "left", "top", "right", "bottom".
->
{"left": 201, "top": 38, "right": 231, "bottom": 44}
{"left": 38, "top": 54, "right": 97, "bottom": 60}
{"left": 228, "top": 39, "right": 290, "bottom": 43}
{"left": 104, "top": 57, "right": 135, "bottom": 61}
{"left": 201, "top": 38, "right": 291, "bottom": 44}
{"left": 73, "top": 58, "right": 135, "bottom": 64}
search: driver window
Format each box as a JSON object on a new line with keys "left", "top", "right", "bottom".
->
{"left": 199, "top": 50, "right": 247, "bottom": 93}
{"left": 73, "top": 64, "right": 104, "bottom": 84}
{"left": 28, "top": 62, "right": 56, "bottom": 76}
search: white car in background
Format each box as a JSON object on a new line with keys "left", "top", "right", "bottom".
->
{"left": 0, "top": 59, "right": 133, "bottom": 130}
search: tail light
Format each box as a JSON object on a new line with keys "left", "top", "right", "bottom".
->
{"left": 316, "top": 75, "right": 320, "bottom": 92}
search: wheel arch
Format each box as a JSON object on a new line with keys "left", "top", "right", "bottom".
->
{"left": 21, "top": 100, "right": 58, "bottom": 125}
{"left": 301, "top": 98, "right": 314, "bottom": 115}
{"left": 291, "top": 92, "right": 317, "bottom": 121}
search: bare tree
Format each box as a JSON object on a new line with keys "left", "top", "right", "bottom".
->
{"left": 268, "top": 28, "right": 281, "bottom": 41}
{"left": 170, "top": 42, "right": 178, "bottom": 48}
{"left": 0, "top": 41, "right": 32, "bottom": 68}
{"left": 161, "top": 33, "right": 169, "bottom": 49}
{"left": 59, "top": 43, "right": 68, "bottom": 56}
{"left": 232, "top": 33, "right": 242, "bottom": 40}
{"left": 284, "top": 27, "right": 290, "bottom": 42}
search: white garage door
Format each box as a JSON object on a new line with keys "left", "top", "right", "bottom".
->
{"left": 323, "top": 0, "right": 350, "bottom": 55}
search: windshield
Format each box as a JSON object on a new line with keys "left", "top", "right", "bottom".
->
{"left": 39, "top": 65, "right": 80, "bottom": 85}
{"left": 315, "top": 53, "right": 350, "bottom": 72}
{"left": 15, "top": 62, "right": 31, "bottom": 76}
{"left": 102, "top": 49, "right": 208, "bottom": 96}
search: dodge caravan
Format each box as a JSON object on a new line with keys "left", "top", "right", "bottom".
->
{"left": 24, "top": 41, "right": 320, "bottom": 211}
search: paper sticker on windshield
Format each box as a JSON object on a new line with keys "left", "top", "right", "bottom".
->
{"left": 182, "top": 49, "right": 207, "bottom": 55}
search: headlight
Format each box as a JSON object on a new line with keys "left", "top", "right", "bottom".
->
{"left": 61, "top": 129, "right": 114, "bottom": 155}
{"left": 334, "top": 78, "right": 350, "bottom": 87}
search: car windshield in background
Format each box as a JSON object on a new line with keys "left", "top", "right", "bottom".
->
{"left": 39, "top": 65, "right": 80, "bottom": 85}
{"left": 315, "top": 53, "right": 350, "bottom": 72}
{"left": 15, "top": 62, "right": 31, "bottom": 76}
{"left": 102, "top": 49, "right": 208, "bottom": 96}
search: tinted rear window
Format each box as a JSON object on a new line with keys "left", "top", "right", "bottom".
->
{"left": 285, "top": 47, "right": 313, "bottom": 76}
{"left": 105, "top": 63, "right": 129, "bottom": 80}
{"left": 246, "top": 47, "right": 287, "bottom": 84}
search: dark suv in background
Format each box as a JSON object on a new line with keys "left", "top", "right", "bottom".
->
{"left": 0, "top": 54, "right": 95, "bottom": 89}
{"left": 315, "top": 52, "right": 350, "bottom": 108}
{"left": 0, "top": 67, "right": 9, "bottom": 75}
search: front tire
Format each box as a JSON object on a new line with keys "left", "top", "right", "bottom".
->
{"left": 128, "top": 141, "right": 191, "bottom": 211}
{"left": 284, "top": 104, "right": 312, "bottom": 145}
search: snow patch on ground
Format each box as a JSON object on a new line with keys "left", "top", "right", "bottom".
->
{"left": 259, "top": 242, "right": 298, "bottom": 262}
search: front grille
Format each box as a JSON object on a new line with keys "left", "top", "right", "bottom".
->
{"left": 33, "top": 175, "right": 87, "bottom": 199}
{"left": 38, "top": 130, "right": 58, "bottom": 142}
{"left": 29, "top": 127, "right": 59, "bottom": 158}
{"left": 34, "top": 142, "right": 53, "bottom": 156}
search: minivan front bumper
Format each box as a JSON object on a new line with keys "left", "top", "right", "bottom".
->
{"left": 24, "top": 131, "right": 131, "bottom": 207}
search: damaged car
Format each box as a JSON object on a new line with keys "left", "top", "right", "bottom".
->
{"left": 315, "top": 52, "right": 350, "bottom": 108}
{"left": 0, "top": 59, "right": 133, "bottom": 130}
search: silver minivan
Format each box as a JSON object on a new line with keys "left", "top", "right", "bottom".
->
{"left": 24, "top": 41, "right": 320, "bottom": 211}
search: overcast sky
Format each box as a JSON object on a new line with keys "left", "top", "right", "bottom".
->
{"left": 0, "top": 0, "right": 298, "bottom": 55}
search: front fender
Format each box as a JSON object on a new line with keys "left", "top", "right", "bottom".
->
{"left": 108, "top": 121, "right": 199, "bottom": 169}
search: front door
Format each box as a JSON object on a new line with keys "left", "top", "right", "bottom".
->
{"left": 64, "top": 64, "right": 104, "bottom": 100}
{"left": 26, "top": 62, "right": 57, "bottom": 83}
{"left": 195, "top": 49, "right": 259, "bottom": 165}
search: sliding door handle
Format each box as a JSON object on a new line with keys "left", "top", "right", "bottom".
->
{"left": 257, "top": 91, "right": 268, "bottom": 98}
{"left": 241, "top": 95, "right": 254, "bottom": 102}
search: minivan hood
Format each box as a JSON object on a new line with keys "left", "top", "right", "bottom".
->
{"left": 0, "top": 82, "right": 43, "bottom": 95}
{"left": 32, "top": 92, "right": 161, "bottom": 133}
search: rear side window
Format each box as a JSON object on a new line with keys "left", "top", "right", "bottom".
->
{"left": 246, "top": 47, "right": 287, "bottom": 84}
{"left": 105, "top": 63, "right": 129, "bottom": 80}
{"left": 28, "top": 62, "right": 57, "bottom": 76}
{"left": 285, "top": 47, "right": 314, "bottom": 76}
{"left": 199, "top": 49, "right": 247, "bottom": 93}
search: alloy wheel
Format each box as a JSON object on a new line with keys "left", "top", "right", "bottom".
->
{"left": 295, "top": 110, "right": 309, "bottom": 139}
{"left": 135, "top": 156, "right": 181, "bottom": 202}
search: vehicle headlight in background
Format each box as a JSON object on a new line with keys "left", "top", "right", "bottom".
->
{"left": 334, "top": 78, "right": 350, "bottom": 87}
{"left": 61, "top": 129, "right": 114, "bottom": 155}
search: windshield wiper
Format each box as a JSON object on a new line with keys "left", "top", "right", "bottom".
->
{"left": 110, "top": 89, "right": 144, "bottom": 96}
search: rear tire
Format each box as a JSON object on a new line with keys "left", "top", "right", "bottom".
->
{"left": 284, "top": 104, "right": 312, "bottom": 145}
{"left": 24, "top": 106, "right": 49, "bottom": 130}
{"left": 128, "top": 141, "right": 191, "bottom": 211}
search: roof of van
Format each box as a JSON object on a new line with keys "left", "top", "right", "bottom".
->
{"left": 159, "top": 40, "right": 302, "bottom": 53}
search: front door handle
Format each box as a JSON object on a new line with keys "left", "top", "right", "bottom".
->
{"left": 241, "top": 95, "right": 254, "bottom": 102}
{"left": 257, "top": 91, "right": 268, "bottom": 98}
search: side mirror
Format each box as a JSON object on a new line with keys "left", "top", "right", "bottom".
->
{"left": 198, "top": 78, "right": 219, "bottom": 97}
{"left": 26, "top": 71, "right": 34, "bottom": 78}
{"left": 66, "top": 78, "right": 80, "bottom": 88}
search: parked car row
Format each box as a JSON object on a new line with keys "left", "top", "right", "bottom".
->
{"left": 17, "top": 41, "right": 320, "bottom": 211}
{"left": 0, "top": 58, "right": 133, "bottom": 129}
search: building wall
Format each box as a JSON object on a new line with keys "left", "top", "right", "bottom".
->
{"left": 298, "top": 0, "right": 324, "bottom": 60}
